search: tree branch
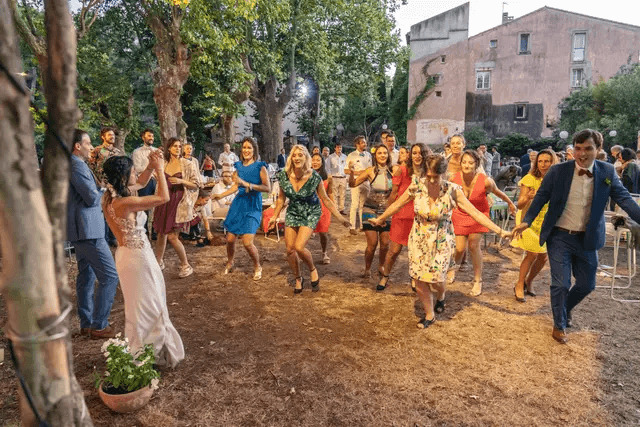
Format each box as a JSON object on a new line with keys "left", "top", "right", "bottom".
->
{"left": 10, "top": 0, "right": 46, "bottom": 58}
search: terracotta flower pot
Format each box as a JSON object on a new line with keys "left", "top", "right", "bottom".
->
{"left": 98, "top": 383, "right": 154, "bottom": 413}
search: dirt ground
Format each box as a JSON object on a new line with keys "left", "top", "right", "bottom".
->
{"left": 1, "top": 221, "right": 640, "bottom": 426}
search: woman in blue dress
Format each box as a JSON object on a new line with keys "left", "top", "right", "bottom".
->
{"left": 268, "top": 145, "right": 350, "bottom": 293}
{"left": 212, "top": 137, "right": 271, "bottom": 280}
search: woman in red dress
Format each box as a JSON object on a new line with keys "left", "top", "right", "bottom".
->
{"left": 311, "top": 153, "right": 333, "bottom": 264}
{"left": 450, "top": 150, "right": 516, "bottom": 296}
{"left": 378, "top": 143, "right": 430, "bottom": 291}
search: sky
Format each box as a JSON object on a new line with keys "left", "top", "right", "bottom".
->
{"left": 394, "top": 0, "right": 640, "bottom": 44}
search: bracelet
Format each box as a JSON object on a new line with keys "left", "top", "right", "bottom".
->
{"left": 249, "top": 183, "right": 253, "bottom": 191}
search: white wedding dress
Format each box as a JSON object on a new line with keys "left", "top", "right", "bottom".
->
{"left": 107, "top": 204, "right": 185, "bottom": 368}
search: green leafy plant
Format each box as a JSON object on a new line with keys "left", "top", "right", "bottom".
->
{"left": 94, "top": 334, "right": 160, "bottom": 394}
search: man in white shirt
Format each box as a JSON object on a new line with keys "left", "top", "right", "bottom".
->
{"left": 218, "top": 143, "right": 239, "bottom": 172}
{"left": 513, "top": 129, "right": 640, "bottom": 344}
{"left": 326, "top": 142, "right": 348, "bottom": 214}
{"left": 477, "top": 144, "right": 493, "bottom": 176}
{"left": 131, "top": 128, "right": 157, "bottom": 238}
{"left": 346, "top": 135, "right": 372, "bottom": 234}
{"left": 210, "top": 171, "right": 236, "bottom": 228}
{"left": 383, "top": 130, "right": 399, "bottom": 166}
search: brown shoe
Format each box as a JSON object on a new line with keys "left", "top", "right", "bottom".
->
{"left": 349, "top": 229, "right": 358, "bottom": 235}
{"left": 90, "top": 325, "right": 117, "bottom": 340}
{"left": 80, "top": 328, "right": 91, "bottom": 337}
{"left": 552, "top": 327, "right": 568, "bottom": 344}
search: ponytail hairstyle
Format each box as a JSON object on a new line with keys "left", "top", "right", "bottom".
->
{"left": 103, "top": 156, "right": 134, "bottom": 198}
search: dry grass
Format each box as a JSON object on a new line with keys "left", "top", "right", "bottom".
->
{"left": 1, "top": 223, "right": 640, "bottom": 426}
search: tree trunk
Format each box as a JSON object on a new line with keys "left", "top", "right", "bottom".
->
{"left": 0, "top": 0, "right": 91, "bottom": 425}
{"left": 254, "top": 98, "right": 284, "bottom": 163}
{"left": 221, "top": 114, "right": 235, "bottom": 145}
{"left": 147, "top": 10, "right": 190, "bottom": 146}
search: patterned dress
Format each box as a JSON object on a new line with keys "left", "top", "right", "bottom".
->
{"left": 407, "top": 177, "right": 460, "bottom": 283}
{"left": 277, "top": 170, "right": 322, "bottom": 228}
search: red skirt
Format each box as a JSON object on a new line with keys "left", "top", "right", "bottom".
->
{"left": 389, "top": 218, "right": 413, "bottom": 246}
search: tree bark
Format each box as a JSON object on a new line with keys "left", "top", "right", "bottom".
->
{"left": 0, "top": 0, "right": 91, "bottom": 424}
{"left": 221, "top": 114, "right": 235, "bottom": 145}
{"left": 147, "top": 6, "right": 190, "bottom": 146}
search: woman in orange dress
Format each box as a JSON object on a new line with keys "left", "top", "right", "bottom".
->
{"left": 450, "top": 150, "right": 516, "bottom": 296}
{"left": 312, "top": 153, "right": 333, "bottom": 264}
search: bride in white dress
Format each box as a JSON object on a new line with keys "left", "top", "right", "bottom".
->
{"left": 102, "top": 152, "right": 185, "bottom": 368}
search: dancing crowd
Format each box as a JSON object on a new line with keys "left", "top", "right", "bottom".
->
{"left": 67, "top": 125, "right": 640, "bottom": 370}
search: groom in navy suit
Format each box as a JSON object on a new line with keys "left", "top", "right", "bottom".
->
{"left": 513, "top": 129, "right": 640, "bottom": 343}
{"left": 67, "top": 129, "right": 119, "bottom": 339}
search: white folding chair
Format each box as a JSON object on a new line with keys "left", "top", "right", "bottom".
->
{"left": 264, "top": 209, "right": 286, "bottom": 242}
{"left": 598, "top": 211, "right": 639, "bottom": 302}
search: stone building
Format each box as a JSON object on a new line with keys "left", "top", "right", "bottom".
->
{"left": 407, "top": 5, "right": 640, "bottom": 145}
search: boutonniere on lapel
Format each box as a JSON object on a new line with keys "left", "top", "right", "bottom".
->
{"left": 604, "top": 178, "right": 612, "bottom": 186}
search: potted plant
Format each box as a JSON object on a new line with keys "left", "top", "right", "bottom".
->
{"left": 94, "top": 334, "right": 160, "bottom": 413}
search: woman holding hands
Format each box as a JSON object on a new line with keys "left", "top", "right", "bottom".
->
{"left": 369, "top": 155, "right": 511, "bottom": 329}
{"left": 212, "top": 137, "right": 270, "bottom": 280}
{"left": 269, "top": 145, "right": 350, "bottom": 294}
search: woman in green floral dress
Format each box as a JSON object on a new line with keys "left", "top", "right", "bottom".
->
{"left": 269, "top": 145, "right": 350, "bottom": 293}
{"left": 370, "top": 155, "right": 512, "bottom": 329}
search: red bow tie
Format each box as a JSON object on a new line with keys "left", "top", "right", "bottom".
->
{"left": 578, "top": 169, "right": 593, "bottom": 178}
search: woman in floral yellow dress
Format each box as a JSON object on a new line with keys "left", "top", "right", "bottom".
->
{"left": 512, "top": 149, "right": 557, "bottom": 302}
{"left": 370, "top": 155, "right": 512, "bottom": 329}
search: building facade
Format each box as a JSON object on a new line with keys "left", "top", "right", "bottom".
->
{"left": 407, "top": 6, "right": 640, "bottom": 145}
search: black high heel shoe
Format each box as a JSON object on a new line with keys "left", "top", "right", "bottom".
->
{"left": 524, "top": 279, "right": 537, "bottom": 296}
{"left": 514, "top": 286, "right": 526, "bottom": 303}
{"left": 294, "top": 277, "right": 304, "bottom": 294}
{"left": 434, "top": 298, "right": 446, "bottom": 313}
{"left": 376, "top": 275, "right": 389, "bottom": 291}
{"left": 310, "top": 268, "right": 320, "bottom": 292}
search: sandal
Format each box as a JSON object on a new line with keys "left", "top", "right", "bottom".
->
{"left": 469, "top": 280, "right": 482, "bottom": 296}
{"left": 322, "top": 252, "right": 331, "bottom": 265}
{"left": 310, "top": 268, "right": 320, "bottom": 292}
{"left": 178, "top": 264, "right": 193, "bottom": 278}
{"left": 434, "top": 298, "right": 446, "bottom": 313}
{"left": 524, "top": 279, "right": 536, "bottom": 297}
{"left": 224, "top": 263, "right": 234, "bottom": 274}
{"left": 411, "top": 279, "right": 417, "bottom": 293}
{"left": 253, "top": 266, "right": 263, "bottom": 281}
{"left": 514, "top": 286, "right": 526, "bottom": 303}
{"left": 376, "top": 275, "right": 389, "bottom": 291}
{"left": 417, "top": 317, "right": 436, "bottom": 329}
{"left": 294, "top": 277, "right": 304, "bottom": 294}
{"left": 158, "top": 260, "right": 165, "bottom": 271}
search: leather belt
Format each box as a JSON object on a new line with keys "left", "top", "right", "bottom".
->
{"left": 333, "top": 175, "right": 346, "bottom": 179}
{"left": 555, "top": 226, "right": 584, "bottom": 235}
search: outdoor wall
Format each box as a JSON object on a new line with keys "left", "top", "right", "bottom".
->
{"left": 407, "top": 6, "right": 640, "bottom": 144}
{"left": 407, "top": 2, "right": 469, "bottom": 63}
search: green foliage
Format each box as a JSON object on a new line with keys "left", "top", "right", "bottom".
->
{"left": 558, "top": 63, "right": 640, "bottom": 151}
{"left": 95, "top": 336, "right": 160, "bottom": 393}
{"left": 463, "top": 126, "right": 489, "bottom": 148}
{"left": 388, "top": 47, "right": 410, "bottom": 144}
{"left": 492, "top": 133, "right": 532, "bottom": 156}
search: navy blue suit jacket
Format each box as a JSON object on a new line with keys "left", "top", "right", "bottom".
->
{"left": 523, "top": 160, "right": 640, "bottom": 251}
{"left": 67, "top": 155, "right": 106, "bottom": 241}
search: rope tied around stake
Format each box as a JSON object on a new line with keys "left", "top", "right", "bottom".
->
{"left": 4, "top": 303, "right": 73, "bottom": 427}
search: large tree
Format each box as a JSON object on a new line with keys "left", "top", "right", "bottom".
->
{"left": 243, "top": 0, "right": 400, "bottom": 161}
{"left": 1, "top": 0, "right": 90, "bottom": 424}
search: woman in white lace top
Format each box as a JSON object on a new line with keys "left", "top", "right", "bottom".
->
{"left": 102, "top": 153, "right": 185, "bottom": 368}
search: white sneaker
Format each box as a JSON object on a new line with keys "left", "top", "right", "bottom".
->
{"left": 179, "top": 265, "right": 193, "bottom": 278}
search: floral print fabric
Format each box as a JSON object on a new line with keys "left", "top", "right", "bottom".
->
{"left": 407, "top": 177, "right": 460, "bottom": 283}
{"left": 277, "top": 170, "right": 323, "bottom": 228}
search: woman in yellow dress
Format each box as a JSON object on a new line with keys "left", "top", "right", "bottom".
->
{"left": 512, "top": 149, "right": 558, "bottom": 302}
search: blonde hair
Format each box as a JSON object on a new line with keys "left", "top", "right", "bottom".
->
{"left": 285, "top": 145, "right": 312, "bottom": 175}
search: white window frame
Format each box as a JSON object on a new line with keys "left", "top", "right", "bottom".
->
{"left": 515, "top": 104, "right": 527, "bottom": 120}
{"left": 490, "top": 39, "right": 497, "bottom": 49}
{"left": 571, "top": 68, "right": 585, "bottom": 88}
{"left": 476, "top": 70, "right": 491, "bottom": 90}
{"left": 572, "top": 32, "right": 586, "bottom": 62}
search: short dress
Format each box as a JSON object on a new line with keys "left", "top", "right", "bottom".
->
{"left": 362, "top": 167, "right": 393, "bottom": 232}
{"left": 408, "top": 178, "right": 459, "bottom": 283}
{"left": 451, "top": 172, "right": 490, "bottom": 235}
{"left": 278, "top": 170, "right": 322, "bottom": 228}
{"left": 223, "top": 161, "right": 267, "bottom": 235}
{"left": 153, "top": 172, "right": 186, "bottom": 234}
{"left": 511, "top": 174, "right": 548, "bottom": 254}
{"left": 314, "top": 179, "right": 331, "bottom": 233}
{"left": 389, "top": 165, "right": 415, "bottom": 246}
